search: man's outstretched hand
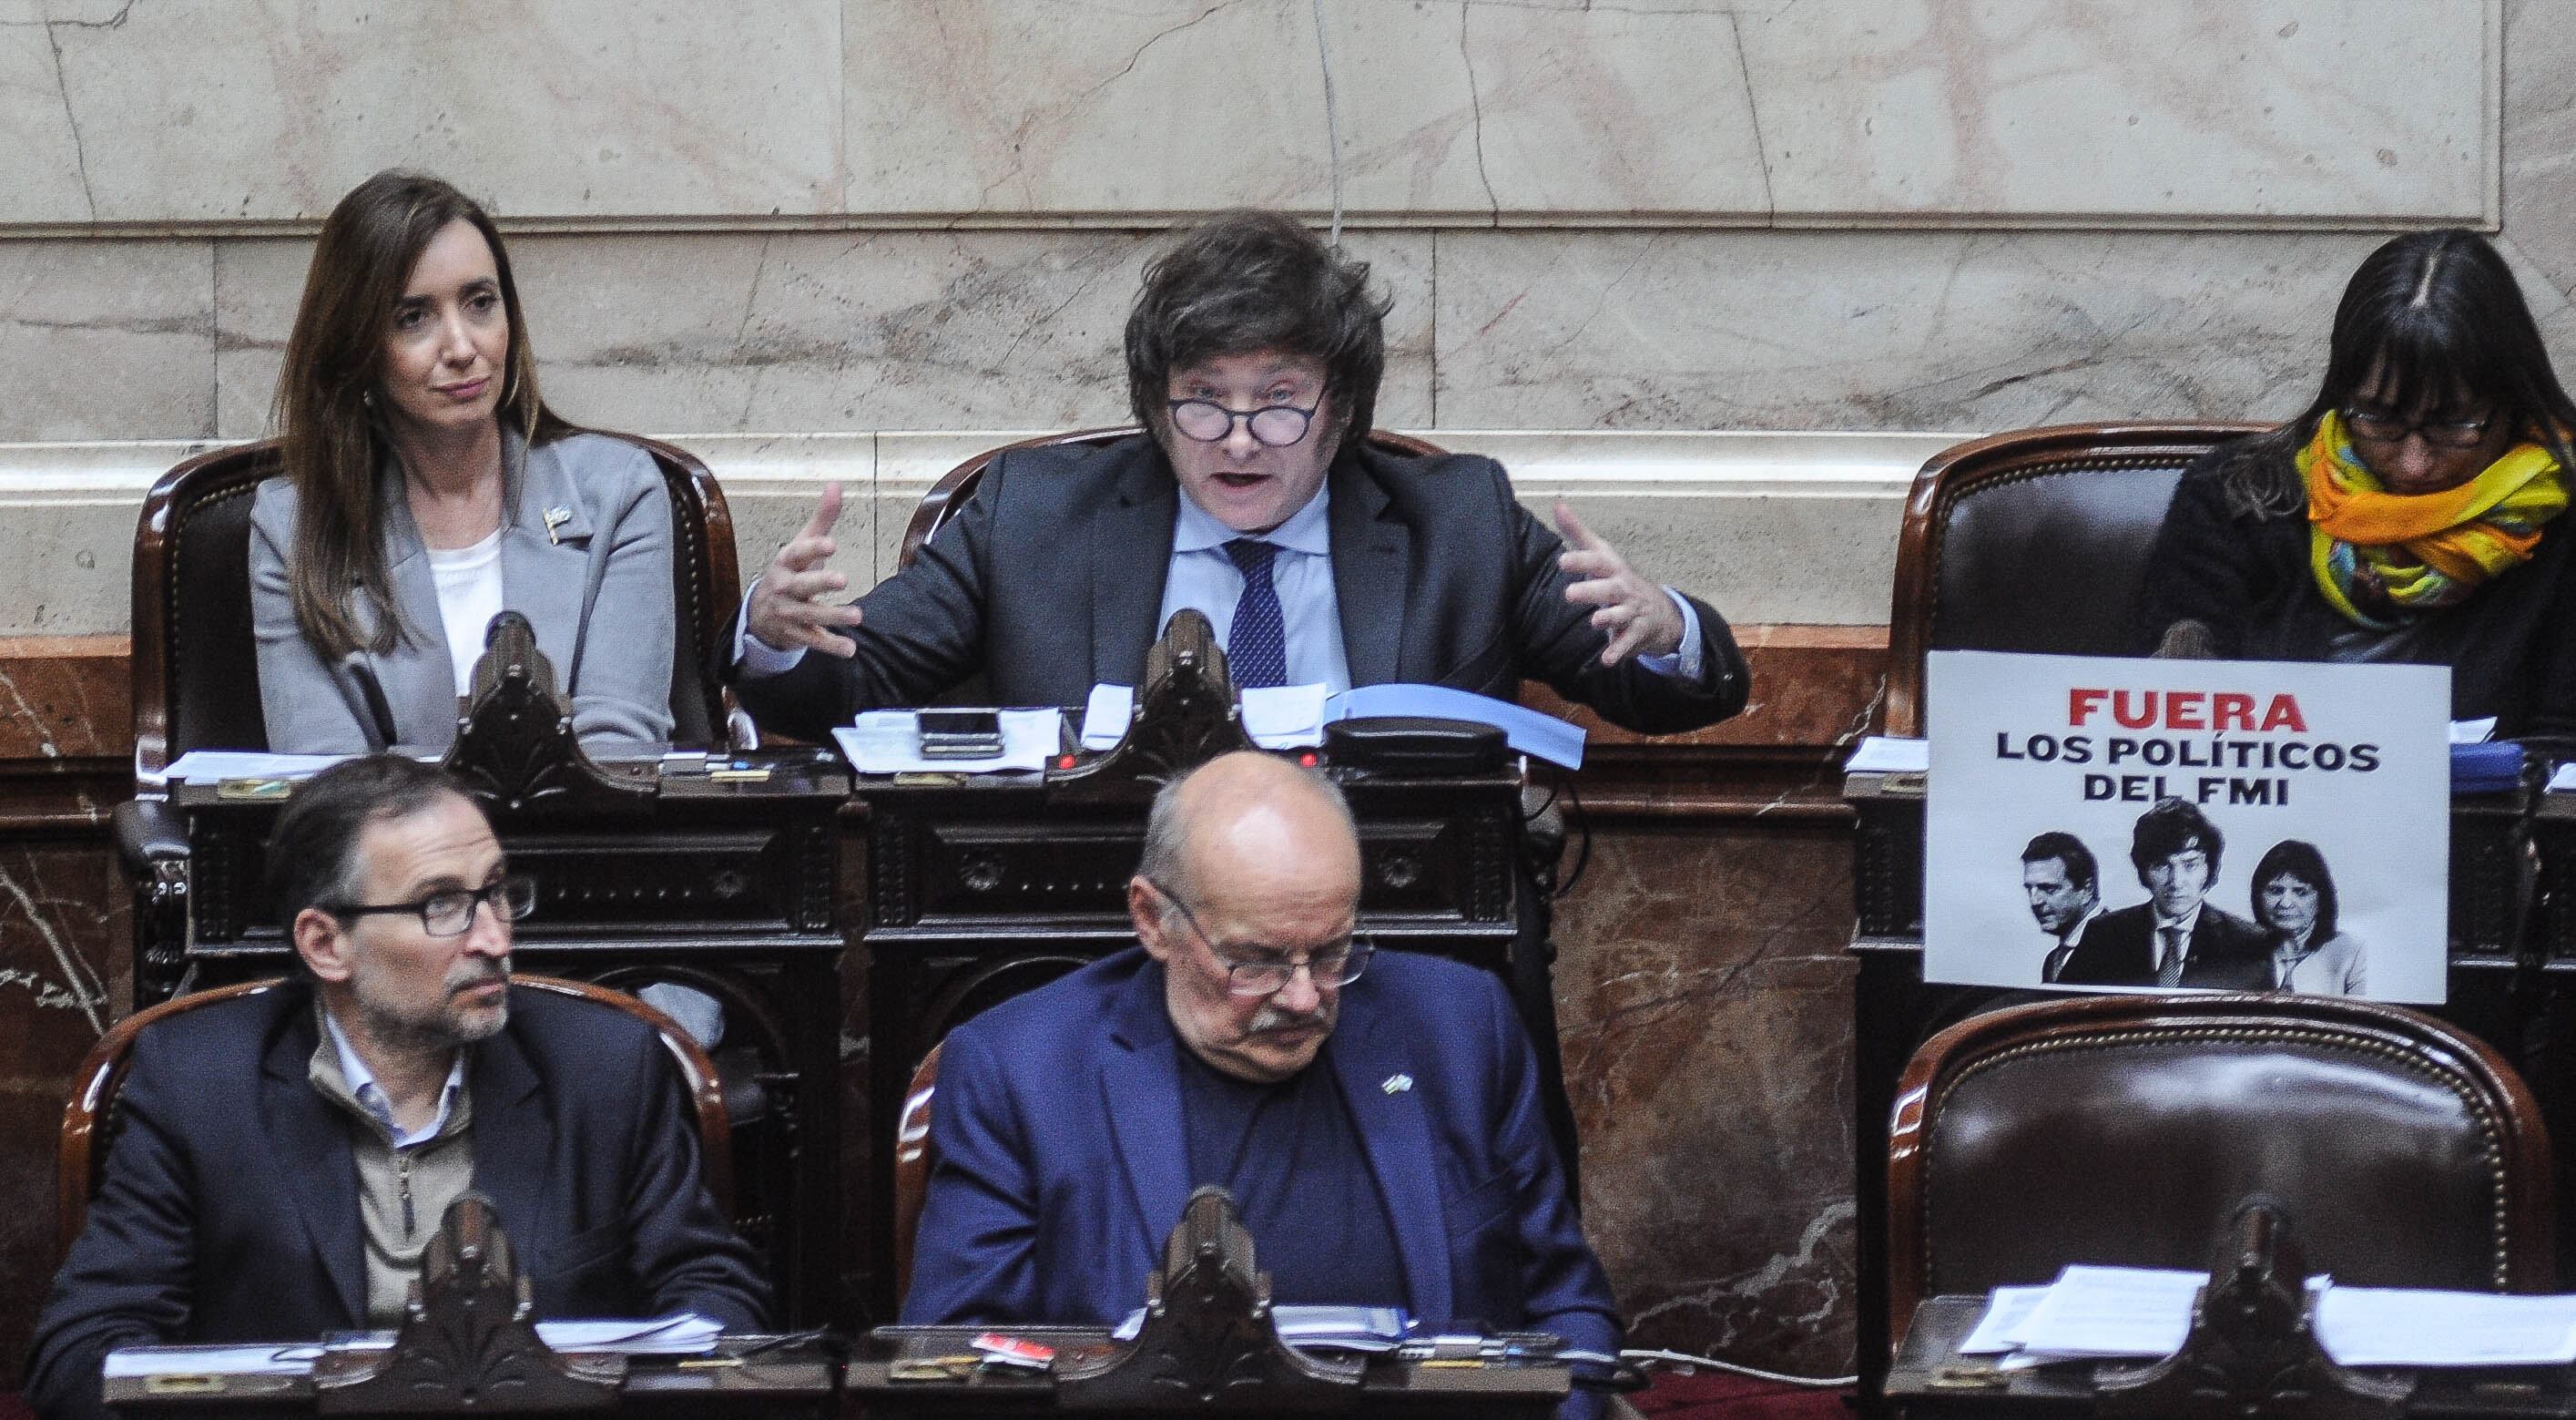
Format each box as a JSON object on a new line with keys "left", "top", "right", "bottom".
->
{"left": 748, "top": 484, "right": 866, "bottom": 659}
{"left": 1554, "top": 499, "right": 1683, "bottom": 667}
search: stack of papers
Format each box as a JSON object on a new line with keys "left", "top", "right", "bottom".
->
{"left": 158, "top": 751, "right": 352, "bottom": 785}
{"left": 104, "top": 1313, "right": 724, "bottom": 1379}
{"left": 834, "top": 710, "right": 1063, "bottom": 774}
{"left": 1846, "top": 737, "right": 1929, "bottom": 774}
{"left": 1082, "top": 684, "right": 1329, "bottom": 751}
{"left": 1960, "top": 1266, "right": 2576, "bottom": 1369}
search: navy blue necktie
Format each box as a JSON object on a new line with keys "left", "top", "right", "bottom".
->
{"left": 1223, "top": 538, "right": 1287, "bottom": 690}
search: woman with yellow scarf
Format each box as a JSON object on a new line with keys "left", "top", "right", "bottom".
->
{"left": 2132, "top": 230, "right": 2576, "bottom": 735}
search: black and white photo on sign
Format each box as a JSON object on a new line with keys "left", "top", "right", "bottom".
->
{"left": 1927, "top": 651, "right": 2449, "bottom": 1004}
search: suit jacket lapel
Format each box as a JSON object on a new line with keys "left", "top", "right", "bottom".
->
{"left": 465, "top": 1018, "right": 552, "bottom": 1252}
{"left": 498, "top": 435, "right": 599, "bottom": 690}
{"left": 260, "top": 1007, "right": 367, "bottom": 1327}
{"left": 368, "top": 479, "right": 458, "bottom": 747}
{"left": 1092, "top": 447, "right": 1178, "bottom": 687}
{"left": 1100, "top": 969, "right": 1191, "bottom": 1263}
{"left": 1326, "top": 988, "right": 1453, "bottom": 1324}
{"left": 1329, "top": 454, "right": 1407, "bottom": 687}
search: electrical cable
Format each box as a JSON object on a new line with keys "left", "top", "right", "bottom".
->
{"left": 1310, "top": 0, "right": 1345, "bottom": 245}
{"left": 1619, "top": 1348, "right": 1858, "bottom": 1389}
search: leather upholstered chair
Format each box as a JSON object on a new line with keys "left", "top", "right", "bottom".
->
{"left": 900, "top": 426, "right": 1449, "bottom": 571}
{"left": 1886, "top": 992, "right": 2555, "bottom": 1352}
{"left": 112, "top": 433, "right": 745, "bottom": 996}
{"left": 59, "top": 973, "right": 731, "bottom": 1254}
{"left": 890, "top": 1042, "right": 944, "bottom": 1307}
{"left": 127, "top": 431, "right": 741, "bottom": 777}
{"left": 1881, "top": 423, "right": 2265, "bottom": 736}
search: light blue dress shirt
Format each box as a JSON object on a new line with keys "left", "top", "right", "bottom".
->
{"left": 322, "top": 1008, "right": 467, "bottom": 1149}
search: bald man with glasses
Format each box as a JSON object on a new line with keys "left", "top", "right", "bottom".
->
{"left": 902, "top": 752, "right": 1621, "bottom": 1420}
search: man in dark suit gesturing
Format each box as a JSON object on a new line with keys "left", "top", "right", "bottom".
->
{"left": 2057, "top": 797, "right": 2272, "bottom": 990}
{"left": 728, "top": 209, "right": 1748, "bottom": 741}
{"left": 28, "top": 758, "right": 767, "bottom": 1420}
{"left": 904, "top": 752, "right": 1620, "bottom": 1420}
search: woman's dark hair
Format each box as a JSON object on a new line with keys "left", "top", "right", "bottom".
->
{"left": 1124, "top": 210, "right": 1392, "bottom": 457}
{"left": 2296, "top": 229, "right": 2576, "bottom": 473}
{"left": 276, "top": 169, "right": 571, "bottom": 659}
{"left": 2249, "top": 839, "right": 2339, "bottom": 945}
{"left": 265, "top": 755, "right": 474, "bottom": 932}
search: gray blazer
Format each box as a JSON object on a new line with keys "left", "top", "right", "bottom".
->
{"left": 2275, "top": 932, "right": 2367, "bottom": 996}
{"left": 250, "top": 429, "right": 676, "bottom": 754}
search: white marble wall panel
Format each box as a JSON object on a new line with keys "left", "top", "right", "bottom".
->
{"left": 1429, "top": 228, "right": 2576, "bottom": 431}
{"left": 0, "top": 241, "right": 213, "bottom": 441}
{"left": 209, "top": 229, "right": 1431, "bottom": 439}
{"left": 2500, "top": 0, "right": 2576, "bottom": 302}
{"left": 0, "top": 1, "right": 2494, "bottom": 229}
{"left": 19, "top": 0, "right": 843, "bottom": 226}
{"left": 1741, "top": 0, "right": 2493, "bottom": 223}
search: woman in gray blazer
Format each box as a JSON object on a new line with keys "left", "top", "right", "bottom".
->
{"left": 249, "top": 170, "right": 674, "bottom": 755}
{"left": 2252, "top": 839, "right": 2367, "bottom": 997}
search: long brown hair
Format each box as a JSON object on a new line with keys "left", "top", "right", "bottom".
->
{"left": 274, "top": 169, "right": 569, "bottom": 658}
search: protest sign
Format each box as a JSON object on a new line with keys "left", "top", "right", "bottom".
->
{"left": 1925, "top": 650, "right": 2449, "bottom": 1003}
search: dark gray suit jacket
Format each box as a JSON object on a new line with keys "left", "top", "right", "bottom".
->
{"left": 734, "top": 435, "right": 1749, "bottom": 741}
{"left": 26, "top": 981, "right": 769, "bottom": 1420}
{"left": 250, "top": 429, "right": 676, "bottom": 754}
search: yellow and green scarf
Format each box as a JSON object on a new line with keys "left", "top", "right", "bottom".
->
{"left": 2302, "top": 410, "right": 2570, "bottom": 628}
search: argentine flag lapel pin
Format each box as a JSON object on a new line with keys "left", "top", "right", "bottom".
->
{"left": 1381, "top": 1073, "right": 1414, "bottom": 1095}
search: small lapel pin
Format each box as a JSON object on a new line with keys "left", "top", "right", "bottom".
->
{"left": 542, "top": 506, "right": 572, "bottom": 544}
{"left": 1380, "top": 1073, "right": 1413, "bottom": 1095}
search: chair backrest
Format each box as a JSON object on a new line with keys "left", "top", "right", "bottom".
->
{"left": 58, "top": 973, "right": 732, "bottom": 1254}
{"left": 129, "top": 431, "right": 739, "bottom": 776}
{"left": 1886, "top": 992, "right": 2555, "bottom": 1351}
{"left": 891, "top": 1042, "right": 944, "bottom": 1306}
{"left": 901, "top": 427, "right": 1452, "bottom": 570}
{"left": 1881, "top": 423, "right": 2267, "bottom": 737}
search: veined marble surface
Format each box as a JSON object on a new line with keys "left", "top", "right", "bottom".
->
{"left": 0, "top": 1, "right": 2494, "bottom": 230}
{"left": 0, "top": 428, "right": 1965, "bottom": 636}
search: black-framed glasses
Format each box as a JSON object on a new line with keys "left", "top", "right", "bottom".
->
{"left": 2343, "top": 405, "right": 2499, "bottom": 451}
{"left": 328, "top": 874, "right": 535, "bottom": 937}
{"left": 1147, "top": 881, "right": 1373, "bottom": 996}
{"left": 1166, "top": 399, "right": 1318, "bottom": 448}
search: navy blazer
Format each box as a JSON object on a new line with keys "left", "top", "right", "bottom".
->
{"left": 902, "top": 948, "right": 1621, "bottom": 1365}
{"left": 734, "top": 434, "right": 1747, "bottom": 741}
{"left": 250, "top": 429, "right": 677, "bottom": 754}
{"left": 26, "top": 982, "right": 769, "bottom": 1420}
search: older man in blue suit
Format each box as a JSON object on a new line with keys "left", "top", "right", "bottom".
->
{"left": 902, "top": 751, "right": 1619, "bottom": 1418}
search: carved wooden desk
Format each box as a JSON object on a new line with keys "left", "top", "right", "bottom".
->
{"left": 143, "top": 751, "right": 850, "bottom": 1330}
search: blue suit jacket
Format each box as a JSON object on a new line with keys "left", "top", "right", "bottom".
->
{"left": 902, "top": 948, "right": 1621, "bottom": 1364}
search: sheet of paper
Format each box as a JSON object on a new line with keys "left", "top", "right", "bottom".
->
{"left": 1844, "top": 736, "right": 1929, "bottom": 774}
{"left": 1958, "top": 1285, "right": 2053, "bottom": 1354}
{"left": 1242, "top": 684, "right": 1329, "bottom": 749}
{"left": 1324, "top": 683, "right": 1585, "bottom": 769}
{"left": 105, "top": 1343, "right": 319, "bottom": 1378}
{"left": 1080, "top": 684, "right": 1135, "bottom": 750}
{"left": 2450, "top": 718, "right": 2499, "bottom": 745}
{"left": 2010, "top": 1265, "right": 2204, "bottom": 1358}
{"left": 538, "top": 1313, "right": 724, "bottom": 1355}
{"left": 834, "top": 709, "right": 1062, "bottom": 774}
{"left": 2316, "top": 1288, "right": 2576, "bottom": 1367}
{"left": 159, "top": 751, "right": 353, "bottom": 786}
{"left": 2551, "top": 763, "right": 2576, "bottom": 794}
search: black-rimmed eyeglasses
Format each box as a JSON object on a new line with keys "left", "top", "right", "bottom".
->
{"left": 1166, "top": 399, "right": 1319, "bottom": 448}
{"left": 2343, "top": 405, "right": 2499, "bottom": 451}
{"left": 328, "top": 874, "right": 536, "bottom": 936}
{"left": 1146, "top": 881, "right": 1372, "bottom": 996}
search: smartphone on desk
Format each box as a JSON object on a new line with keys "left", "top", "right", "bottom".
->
{"left": 918, "top": 710, "right": 1006, "bottom": 759}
